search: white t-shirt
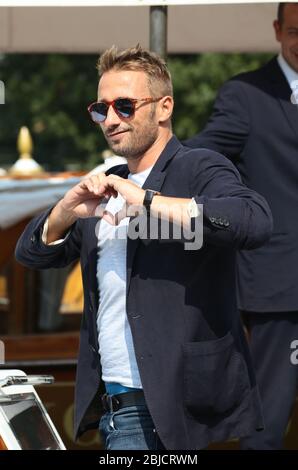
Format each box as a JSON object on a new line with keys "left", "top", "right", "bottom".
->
{"left": 96, "top": 166, "right": 152, "bottom": 388}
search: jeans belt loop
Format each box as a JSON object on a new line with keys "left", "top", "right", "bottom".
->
{"left": 109, "top": 395, "right": 120, "bottom": 412}
{"left": 102, "top": 393, "right": 120, "bottom": 412}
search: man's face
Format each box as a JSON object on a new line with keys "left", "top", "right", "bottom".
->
{"left": 97, "top": 70, "right": 160, "bottom": 160}
{"left": 274, "top": 4, "right": 298, "bottom": 73}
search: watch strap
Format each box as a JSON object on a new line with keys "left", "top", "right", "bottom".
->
{"left": 143, "top": 189, "right": 159, "bottom": 213}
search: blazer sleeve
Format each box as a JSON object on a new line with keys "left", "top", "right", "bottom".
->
{"left": 15, "top": 207, "right": 82, "bottom": 269}
{"left": 184, "top": 79, "right": 250, "bottom": 160}
{"left": 14, "top": 165, "right": 129, "bottom": 270}
{"left": 188, "top": 149, "right": 273, "bottom": 250}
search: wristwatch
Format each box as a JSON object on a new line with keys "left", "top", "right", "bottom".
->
{"left": 143, "top": 189, "right": 159, "bottom": 214}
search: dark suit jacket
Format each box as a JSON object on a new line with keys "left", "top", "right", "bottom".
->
{"left": 15, "top": 136, "right": 272, "bottom": 450}
{"left": 185, "top": 58, "right": 298, "bottom": 313}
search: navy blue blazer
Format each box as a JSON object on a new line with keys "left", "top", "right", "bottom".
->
{"left": 15, "top": 136, "right": 272, "bottom": 450}
{"left": 185, "top": 58, "right": 298, "bottom": 312}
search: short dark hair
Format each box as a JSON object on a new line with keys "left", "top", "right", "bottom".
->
{"left": 278, "top": 3, "right": 286, "bottom": 24}
{"left": 277, "top": 2, "right": 298, "bottom": 24}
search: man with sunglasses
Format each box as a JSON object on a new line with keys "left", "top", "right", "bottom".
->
{"left": 16, "top": 45, "right": 272, "bottom": 451}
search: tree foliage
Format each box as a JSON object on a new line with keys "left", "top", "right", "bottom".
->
{"left": 169, "top": 52, "right": 272, "bottom": 139}
{"left": 0, "top": 52, "right": 272, "bottom": 171}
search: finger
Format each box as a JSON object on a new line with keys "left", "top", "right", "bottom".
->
{"left": 80, "top": 174, "right": 107, "bottom": 195}
{"left": 102, "top": 185, "right": 118, "bottom": 198}
{"left": 114, "top": 205, "right": 128, "bottom": 225}
{"left": 89, "top": 175, "right": 106, "bottom": 195}
{"left": 82, "top": 179, "right": 97, "bottom": 194}
{"left": 105, "top": 174, "right": 122, "bottom": 191}
{"left": 106, "top": 174, "right": 121, "bottom": 180}
{"left": 97, "top": 179, "right": 117, "bottom": 197}
{"left": 110, "top": 188, "right": 118, "bottom": 198}
{"left": 78, "top": 180, "right": 91, "bottom": 191}
{"left": 101, "top": 210, "right": 117, "bottom": 225}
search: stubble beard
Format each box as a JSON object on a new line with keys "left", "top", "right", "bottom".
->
{"left": 107, "top": 122, "right": 159, "bottom": 161}
{"left": 106, "top": 106, "right": 159, "bottom": 160}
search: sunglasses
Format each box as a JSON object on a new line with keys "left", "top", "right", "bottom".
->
{"left": 88, "top": 97, "right": 162, "bottom": 123}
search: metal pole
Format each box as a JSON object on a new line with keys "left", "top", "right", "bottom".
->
{"left": 149, "top": 6, "right": 168, "bottom": 59}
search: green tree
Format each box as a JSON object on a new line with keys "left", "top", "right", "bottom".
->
{"left": 0, "top": 54, "right": 103, "bottom": 171}
{"left": 169, "top": 52, "right": 272, "bottom": 139}
{"left": 0, "top": 52, "right": 273, "bottom": 171}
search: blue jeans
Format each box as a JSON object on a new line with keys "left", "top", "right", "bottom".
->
{"left": 99, "top": 404, "right": 166, "bottom": 450}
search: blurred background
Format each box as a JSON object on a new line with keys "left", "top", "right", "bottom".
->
{"left": 0, "top": 51, "right": 272, "bottom": 173}
{"left": 0, "top": 2, "right": 296, "bottom": 450}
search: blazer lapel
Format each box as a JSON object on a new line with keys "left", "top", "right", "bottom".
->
{"left": 126, "top": 136, "right": 182, "bottom": 294}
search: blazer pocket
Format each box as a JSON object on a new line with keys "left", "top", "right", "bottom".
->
{"left": 183, "top": 332, "right": 250, "bottom": 419}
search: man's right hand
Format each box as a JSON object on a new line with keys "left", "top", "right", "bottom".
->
{"left": 46, "top": 173, "right": 115, "bottom": 244}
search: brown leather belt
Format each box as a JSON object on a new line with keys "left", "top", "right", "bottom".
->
{"left": 101, "top": 390, "right": 146, "bottom": 412}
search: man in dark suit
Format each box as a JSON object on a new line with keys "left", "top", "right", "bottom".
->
{"left": 15, "top": 45, "right": 272, "bottom": 450}
{"left": 185, "top": 3, "right": 298, "bottom": 450}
